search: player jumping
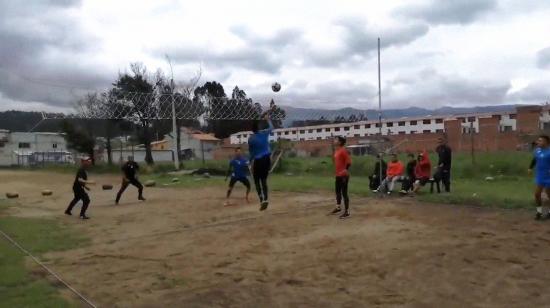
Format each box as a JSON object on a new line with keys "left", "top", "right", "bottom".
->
{"left": 249, "top": 113, "right": 273, "bottom": 211}
{"left": 225, "top": 148, "right": 251, "bottom": 206}
{"left": 115, "top": 156, "right": 145, "bottom": 205}
{"left": 529, "top": 135, "right": 550, "bottom": 220}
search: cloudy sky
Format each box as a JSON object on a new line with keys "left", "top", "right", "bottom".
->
{"left": 1, "top": 0, "right": 549, "bottom": 113}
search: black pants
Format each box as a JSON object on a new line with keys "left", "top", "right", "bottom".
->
{"left": 335, "top": 176, "right": 350, "bottom": 211}
{"left": 66, "top": 188, "right": 90, "bottom": 217}
{"left": 440, "top": 169, "right": 451, "bottom": 192}
{"left": 252, "top": 155, "right": 271, "bottom": 202}
{"left": 401, "top": 176, "right": 415, "bottom": 192}
{"left": 369, "top": 175, "right": 385, "bottom": 191}
{"left": 227, "top": 177, "right": 251, "bottom": 197}
{"left": 116, "top": 177, "right": 144, "bottom": 203}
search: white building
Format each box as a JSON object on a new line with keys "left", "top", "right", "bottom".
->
{"left": 229, "top": 111, "right": 525, "bottom": 145}
{"left": 0, "top": 131, "right": 72, "bottom": 166}
{"left": 165, "top": 127, "right": 221, "bottom": 161}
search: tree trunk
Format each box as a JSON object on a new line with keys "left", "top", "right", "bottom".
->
{"left": 106, "top": 121, "right": 113, "bottom": 165}
{"left": 176, "top": 120, "right": 182, "bottom": 164}
{"left": 143, "top": 122, "right": 154, "bottom": 165}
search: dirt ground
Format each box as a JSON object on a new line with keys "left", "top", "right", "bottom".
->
{"left": 2, "top": 170, "right": 550, "bottom": 308}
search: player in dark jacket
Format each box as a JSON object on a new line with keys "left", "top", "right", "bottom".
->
{"left": 400, "top": 153, "right": 417, "bottom": 194}
{"left": 65, "top": 157, "right": 95, "bottom": 219}
{"left": 436, "top": 138, "right": 452, "bottom": 193}
{"left": 115, "top": 156, "right": 145, "bottom": 204}
{"left": 369, "top": 154, "right": 387, "bottom": 191}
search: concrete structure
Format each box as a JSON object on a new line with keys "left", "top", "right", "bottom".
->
{"left": 104, "top": 149, "right": 174, "bottom": 164}
{"left": 165, "top": 127, "right": 222, "bottom": 161}
{"left": 0, "top": 131, "right": 72, "bottom": 166}
{"left": 226, "top": 104, "right": 550, "bottom": 157}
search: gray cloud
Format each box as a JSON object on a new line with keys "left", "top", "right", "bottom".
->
{"left": 384, "top": 69, "right": 511, "bottom": 107}
{"left": 0, "top": 0, "right": 110, "bottom": 107}
{"left": 537, "top": 46, "right": 550, "bottom": 69}
{"left": 395, "top": 0, "right": 497, "bottom": 25}
{"left": 308, "top": 17, "right": 429, "bottom": 67}
{"left": 507, "top": 80, "right": 550, "bottom": 103}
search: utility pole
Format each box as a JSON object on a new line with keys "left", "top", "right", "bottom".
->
{"left": 166, "top": 55, "right": 180, "bottom": 170}
{"left": 377, "top": 37, "right": 383, "bottom": 183}
{"left": 470, "top": 121, "right": 475, "bottom": 165}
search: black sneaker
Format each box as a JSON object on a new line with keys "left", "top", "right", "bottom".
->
{"left": 138, "top": 196, "right": 146, "bottom": 201}
{"left": 339, "top": 212, "right": 350, "bottom": 219}
{"left": 330, "top": 207, "right": 342, "bottom": 215}
{"left": 80, "top": 215, "right": 90, "bottom": 220}
{"left": 64, "top": 211, "right": 72, "bottom": 216}
{"left": 535, "top": 212, "right": 543, "bottom": 220}
{"left": 544, "top": 213, "right": 550, "bottom": 220}
{"left": 260, "top": 201, "right": 269, "bottom": 211}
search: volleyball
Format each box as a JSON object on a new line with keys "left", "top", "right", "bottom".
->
{"left": 271, "top": 82, "right": 281, "bottom": 92}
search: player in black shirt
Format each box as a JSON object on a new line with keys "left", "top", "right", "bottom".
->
{"left": 65, "top": 157, "right": 95, "bottom": 219}
{"left": 115, "top": 156, "right": 145, "bottom": 204}
{"left": 436, "top": 138, "right": 452, "bottom": 193}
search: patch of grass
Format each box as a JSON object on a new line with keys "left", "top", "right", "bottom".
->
{"left": 0, "top": 201, "right": 87, "bottom": 308}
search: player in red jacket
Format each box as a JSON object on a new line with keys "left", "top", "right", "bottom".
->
{"left": 413, "top": 150, "right": 432, "bottom": 193}
{"left": 375, "top": 153, "right": 404, "bottom": 195}
{"left": 330, "top": 136, "right": 352, "bottom": 219}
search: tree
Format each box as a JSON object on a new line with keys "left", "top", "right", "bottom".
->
{"left": 61, "top": 120, "right": 96, "bottom": 163}
{"left": 111, "top": 63, "right": 158, "bottom": 165}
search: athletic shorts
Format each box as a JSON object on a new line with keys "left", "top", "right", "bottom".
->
{"left": 229, "top": 177, "right": 250, "bottom": 188}
{"left": 535, "top": 177, "right": 550, "bottom": 188}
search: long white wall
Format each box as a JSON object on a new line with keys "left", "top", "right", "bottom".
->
{"left": 230, "top": 112, "right": 520, "bottom": 145}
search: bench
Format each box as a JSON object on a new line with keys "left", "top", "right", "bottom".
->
{"left": 390, "top": 177, "right": 440, "bottom": 194}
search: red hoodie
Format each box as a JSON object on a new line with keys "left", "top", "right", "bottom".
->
{"left": 386, "top": 161, "right": 404, "bottom": 177}
{"left": 415, "top": 150, "right": 432, "bottom": 179}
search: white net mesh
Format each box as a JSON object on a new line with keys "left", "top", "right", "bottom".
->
{"left": 43, "top": 92, "right": 369, "bottom": 123}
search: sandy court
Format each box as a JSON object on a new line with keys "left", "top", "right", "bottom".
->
{"left": 2, "top": 169, "right": 550, "bottom": 307}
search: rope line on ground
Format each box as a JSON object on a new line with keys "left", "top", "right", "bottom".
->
{"left": 0, "top": 228, "right": 98, "bottom": 308}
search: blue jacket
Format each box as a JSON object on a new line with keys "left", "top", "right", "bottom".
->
{"left": 248, "top": 120, "right": 273, "bottom": 161}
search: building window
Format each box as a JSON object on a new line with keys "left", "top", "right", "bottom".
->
{"left": 354, "top": 134, "right": 360, "bottom": 137}
{"left": 277, "top": 132, "right": 282, "bottom": 136}
{"left": 458, "top": 117, "right": 465, "bottom": 123}
{"left": 435, "top": 119, "right": 443, "bottom": 124}
{"left": 344, "top": 127, "right": 350, "bottom": 131}
{"left": 410, "top": 120, "right": 417, "bottom": 125}
{"left": 423, "top": 130, "right": 431, "bottom": 133}
{"left": 52, "top": 143, "right": 58, "bottom": 149}
{"left": 317, "top": 137, "right": 322, "bottom": 140}
{"left": 335, "top": 127, "right": 341, "bottom": 132}
{"left": 467, "top": 117, "right": 476, "bottom": 122}
{"left": 410, "top": 130, "right": 417, "bottom": 134}
{"left": 325, "top": 128, "right": 331, "bottom": 132}
{"left": 299, "top": 130, "right": 305, "bottom": 134}
{"left": 308, "top": 129, "right": 313, "bottom": 133}
{"left": 317, "top": 129, "right": 322, "bottom": 132}
{"left": 398, "top": 131, "right": 406, "bottom": 135}
{"left": 502, "top": 125, "right": 514, "bottom": 132}
{"left": 436, "top": 129, "right": 444, "bottom": 133}
{"left": 375, "top": 123, "right": 381, "bottom": 128}
{"left": 18, "top": 142, "right": 30, "bottom": 149}
{"left": 300, "top": 138, "right": 305, "bottom": 141}
{"left": 398, "top": 121, "right": 405, "bottom": 126}
{"left": 284, "top": 132, "right": 289, "bottom": 135}
{"left": 365, "top": 124, "right": 371, "bottom": 129}
{"left": 423, "top": 119, "right": 431, "bottom": 124}
{"left": 354, "top": 125, "right": 360, "bottom": 129}
{"left": 386, "top": 122, "right": 393, "bottom": 127}
{"left": 509, "top": 114, "right": 517, "bottom": 119}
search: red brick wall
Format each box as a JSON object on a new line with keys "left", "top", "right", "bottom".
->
{"left": 517, "top": 106, "right": 541, "bottom": 134}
